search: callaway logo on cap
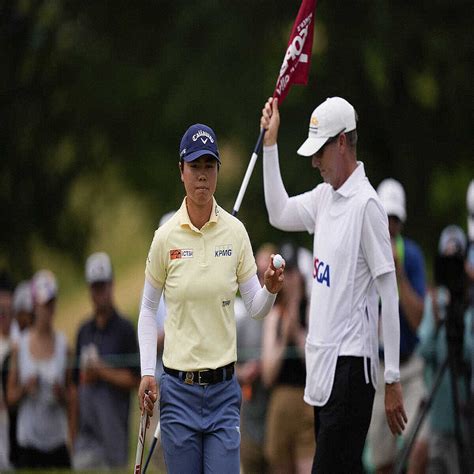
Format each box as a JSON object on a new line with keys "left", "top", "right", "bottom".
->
{"left": 179, "top": 123, "right": 221, "bottom": 163}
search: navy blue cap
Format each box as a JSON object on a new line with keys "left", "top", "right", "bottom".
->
{"left": 179, "top": 124, "right": 220, "bottom": 163}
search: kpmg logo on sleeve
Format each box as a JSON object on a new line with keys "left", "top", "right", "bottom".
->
{"left": 313, "top": 256, "right": 331, "bottom": 287}
{"left": 215, "top": 244, "right": 233, "bottom": 257}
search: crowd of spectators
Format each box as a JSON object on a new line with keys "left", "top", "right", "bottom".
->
{"left": 0, "top": 177, "right": 472, "bottom": 473}
{"left": 0, "top": 252, "right": 140, "bottom": 471}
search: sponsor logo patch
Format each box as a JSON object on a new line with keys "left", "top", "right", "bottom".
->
{"left": 170, "top": 249, "right": 193, "bottom": 260}
{"left": 215, "top": 244, "right": 233, "bottom": 257}
{"left": 313, "top": 256, "right": 331, "bottom": 287}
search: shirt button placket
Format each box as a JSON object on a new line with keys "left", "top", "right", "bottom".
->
{"left": 200, "top": 233, "right": 206, "bottom": 267}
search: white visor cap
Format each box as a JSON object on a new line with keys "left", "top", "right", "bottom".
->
{"left": 297, "top": 97, "right": 357, "bottom": 157}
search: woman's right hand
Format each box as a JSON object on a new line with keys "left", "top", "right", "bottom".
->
{"left": 264, "top": 254, "right": 285, "bottom": 294}
{"left": 138, "top": 375, "right": 158, "bottom": 417}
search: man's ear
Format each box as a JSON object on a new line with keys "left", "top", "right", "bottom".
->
{"left": 338, "top": 132, "right": 346, "bottom": 148}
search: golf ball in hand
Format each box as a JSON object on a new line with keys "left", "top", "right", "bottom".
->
{"left": 273, "top": 254, "right": 285, "bottom": 269}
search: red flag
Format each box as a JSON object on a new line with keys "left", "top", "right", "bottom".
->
{"left": 273, "top": 0, "right": 317, "bottom": 103}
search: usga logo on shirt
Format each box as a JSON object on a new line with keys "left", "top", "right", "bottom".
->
{"left": 215, "top": 244, "right": 232, "bottom": 257}
{"left": 313, "top": 257, "right": 330, "bottom": 287}
{"left": 170, "top": 249, "right": 194, "bottom": 260}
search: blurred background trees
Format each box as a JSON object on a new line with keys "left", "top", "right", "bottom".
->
{"left": 2, "top": 0, "right": 473, "bottom": 281}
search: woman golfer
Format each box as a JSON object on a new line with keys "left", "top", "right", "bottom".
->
{"left": 137, "top": 123, "right": 284, "bottom": 473}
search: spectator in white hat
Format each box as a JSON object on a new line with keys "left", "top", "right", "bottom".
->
{"left": 7, "top": 270, "right": 71, "bottom": 469}
{"left": 12, "top": 281, "right": 34, "bottom": 334}
{"left": 2, "top": 279, "right": 33, "bottom": 469}
{"left": 366, "top": 178, "right": 429, "bottom": 473}
{"left": 260, "top": 97, "right": 406, "bottom": 472}
{"left": 71, "top": 252, "right": 140, "bottom": 470}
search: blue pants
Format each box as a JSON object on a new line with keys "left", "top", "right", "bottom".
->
{"left": 159, "top": 372, "right": 242, "bottom": 474}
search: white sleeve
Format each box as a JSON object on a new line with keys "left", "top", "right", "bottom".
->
{"left": 238, "top": 274, "right": 276, "bottom": 320}
{"left": 137, "top": 277, "right": 163, "bottom": 377}
{"left": 361, "top": 199, "right": 395, "bottom": 278}
{"left": 263, "top": 144, "right": 312, "bottom": 232}
{"left": 375, "top": 271, "right": 401, "bottom": 383}
{"left": 156, "top": 295, "right": 167, "bottom": 333}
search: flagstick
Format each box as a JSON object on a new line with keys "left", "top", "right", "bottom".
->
{"left": 231, "top": 128, "right": 266, "bottom": 217}
{"left": 231, "top": 0, "right": 316, "bottom": 217}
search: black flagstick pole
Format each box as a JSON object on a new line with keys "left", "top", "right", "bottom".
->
{"left": 231, "top": 128, "right": 266, "bottom": 216}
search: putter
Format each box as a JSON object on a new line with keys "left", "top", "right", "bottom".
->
{"left": 143, "top": 420, "right": 161, "bottom": 474}
{"left": 133, "top": 390, "right": 149, "bottom": 474}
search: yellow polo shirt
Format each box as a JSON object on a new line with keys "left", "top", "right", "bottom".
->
{"left": 146, "top": 197, "right": 257, "bottom": 370}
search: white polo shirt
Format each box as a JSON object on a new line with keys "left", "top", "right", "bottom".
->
{"left": 292, "top": 163, "right": 394, "bottom": 405}
{"left": 146, "top": 197, "right": 257, "bottom": 370}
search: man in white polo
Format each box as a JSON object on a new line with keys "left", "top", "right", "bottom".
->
{"left": 260, "top": 96, "right": 407, "bottom": 472}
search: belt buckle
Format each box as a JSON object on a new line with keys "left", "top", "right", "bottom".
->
{"left": 198, "top": 369, "right": 210, "bottom": 385}
{"left": 185, "top": 372, "right": 194, "bottom": 385}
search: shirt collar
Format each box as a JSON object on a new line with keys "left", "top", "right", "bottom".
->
{"left": 333, "top": 161, "right": 366, "bottom": 198}
{"left": 92, "top": 308, "right": 118, "bottom": 332}
{"left": 178, "top": 197, "right": 220, "bottom": 231}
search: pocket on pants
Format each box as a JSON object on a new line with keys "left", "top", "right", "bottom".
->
{"left": 304, "top": 340, "right": 339, "bottom": 406}
{"left": 159, "top": 372, "right": 168, "bottom": 410}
